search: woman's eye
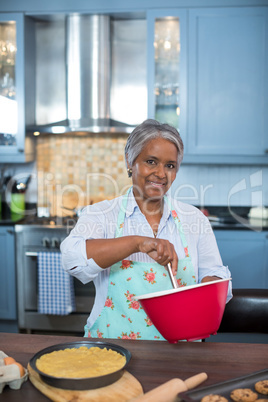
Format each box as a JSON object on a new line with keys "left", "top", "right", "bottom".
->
{"left": 146, "top": 159, "right": 156, "bottom": 165}
{"left": 167, "top": 163, "right": 176, "bottom": 169}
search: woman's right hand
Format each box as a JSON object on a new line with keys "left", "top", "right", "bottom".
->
{"left": 138, "top": 237, "right": 178, "bottom": 276}
{"left": 84, "top": 236, "right": 178, "bottom": 274}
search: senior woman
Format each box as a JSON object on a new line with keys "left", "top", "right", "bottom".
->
{"left": 61, "top": 119, "right": 232, "bottom": 340}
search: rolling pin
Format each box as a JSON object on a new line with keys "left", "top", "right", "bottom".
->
{"left": 131, "top": 372, "right": 208, "bottom": 402}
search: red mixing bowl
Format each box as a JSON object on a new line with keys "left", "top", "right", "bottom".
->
{"left": 135, "top": 278, "right": 231, "bottom": 343}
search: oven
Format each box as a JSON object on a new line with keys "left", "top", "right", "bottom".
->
{"left": 15, "top": 218, "right": 95, "bottom": 334}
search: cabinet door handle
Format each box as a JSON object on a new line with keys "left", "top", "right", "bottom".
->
{"left": 25, "top": 252, "right": 38, "bottom": 257}
{"left": 7, "top": 229, "right": 14, "bottom": 235}
{"left": 265, "top": 149, "right": 268, "bottom": 154}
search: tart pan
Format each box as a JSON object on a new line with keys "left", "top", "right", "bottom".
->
{"left": 178, "top": 369, "right": 268, "bottom": 401}
{"left": 29, "top": 341, "right": 131, "bottom": 390}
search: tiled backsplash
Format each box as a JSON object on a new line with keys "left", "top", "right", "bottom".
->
{"left": 32, "top": 134, "right": 268, "bottom": 217}
{"left": 37, "top": 134, "right": 131, "bottom": 216}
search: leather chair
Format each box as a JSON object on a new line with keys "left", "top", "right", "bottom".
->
{"left": 218, "top": 289, "right": 268, "bottom": 334}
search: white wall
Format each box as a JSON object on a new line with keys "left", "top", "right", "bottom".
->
{"left": 172, "top": 165, "right": 268, "bottom": 207}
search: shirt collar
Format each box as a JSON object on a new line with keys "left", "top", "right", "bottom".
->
{"left": 125, "top": 187, "right": 139, "bottom": 217}
{"left": 125, "top": 187, "right": 172, "bottom": 222}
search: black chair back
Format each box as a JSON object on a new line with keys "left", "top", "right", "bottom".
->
{"left": 219, "top": 289, "right": 268, "bottom": 334}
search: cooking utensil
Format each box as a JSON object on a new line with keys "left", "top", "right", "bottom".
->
{"left": 179, "top": 369, "right": 268, "bottom": 402}
{"left": 61, "top": 205, "right": 83, "bottom": 217}
{"left": 29, "top": 341, "right": 131, "bottom": 390}
{"left": 11, "top": 175, "right": 31, "bottom": 194}
{"left": 132, "top": 372, "right": 208, "bottom": 402}
{"left": 167, "top": 262, "right": 178, "bottom": 289}
{"left": 17, "top": 175, "right": 31, "bottom": 193}
{"left": 135, "top": 278, "right": 230, "bottom": 343}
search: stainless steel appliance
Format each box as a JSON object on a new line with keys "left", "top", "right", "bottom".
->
{"left": 15, "top": 217, "right": 95, "bottom": 334}
{"left": 26, "top": 15, "right": 147, "bottom": 134}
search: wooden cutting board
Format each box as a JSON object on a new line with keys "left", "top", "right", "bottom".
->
{"left": 28, "top": 364, "right": 143, "bottom": 401}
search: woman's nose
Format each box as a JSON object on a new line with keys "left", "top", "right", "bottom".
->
{"left": 155, "top": 164, "right": 166, "bottom": 178}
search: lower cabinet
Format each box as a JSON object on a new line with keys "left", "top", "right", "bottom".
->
{"left": 208, "top": 229, "right": 268, "bottom": 344}
{"left": 0, "top": 226, "right": 18, "bottom": 332}
{"left": 214, "top": 230, "right": 268, "bottom": 289}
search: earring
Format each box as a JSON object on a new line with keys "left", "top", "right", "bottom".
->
{"left": 127, "top": 168, "right": 132, "bottom": 178}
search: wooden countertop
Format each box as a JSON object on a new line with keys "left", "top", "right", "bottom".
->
{"left": 0, "top": 333, "right": 268, "bottom": 401}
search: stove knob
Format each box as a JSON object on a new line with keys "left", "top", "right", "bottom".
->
{"left": 42, "top": 237, "right": 51, "bottom": 247}
{"left": 51, "top": 237, "right": 60, "bottom": 249}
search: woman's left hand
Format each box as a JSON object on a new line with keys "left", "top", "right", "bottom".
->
{"left": 201, "top": 276, "right": 221, "bottom": 283}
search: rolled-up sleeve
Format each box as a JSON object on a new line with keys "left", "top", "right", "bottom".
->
{"left": 196, "top": 216, "right": 232, "bottom": 302}
{"left": 61, "top": 235, "right": 103, "bottom": 284}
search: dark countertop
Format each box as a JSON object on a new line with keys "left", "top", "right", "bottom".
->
{"left": 0, "top": 216, "right": 25, "bottom": 226}
{"left": 5, "top": 218, "right": 267, "bottom": 231}
{"left": 0, "top": 202, "right": 37, "bottom": 226}
{"left": 1, "top": 204, "right": 267, "bottom": 230}
{"left": 0, "top": 333, "right": 268, "bottom": 401}
{"left": 200, "top": 206, "right": 268, "bottom": 231}
{"left": 210, "top": 220, "right": 268, "bottom": 231}
{"left": 0, "top": 202, "right": 34, "bottom": 226}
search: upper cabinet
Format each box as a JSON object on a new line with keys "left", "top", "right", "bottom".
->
{"left": 187, "top": 7, "right": 268, "bottom": 164}
{"left": 147, "top": 9, "right": 187, "bottom": 146}
{"left": 148, "top": 7, "right": 268, "bottom": 164}
{"left": 1, "top": 6, "right": 267, "bottom": 164}
{"left": 0, "top": 13, "right": 34, "bottom": 162}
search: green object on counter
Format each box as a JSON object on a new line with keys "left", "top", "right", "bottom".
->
{"left": 11, "top": 193, "right": 25, "bottom": 220}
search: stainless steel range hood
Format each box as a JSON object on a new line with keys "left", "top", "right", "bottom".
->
{"left": 28, "top": 14, "right": 143, "bottom": 134}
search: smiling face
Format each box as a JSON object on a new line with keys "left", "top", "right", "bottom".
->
{"left": 129, "top": 137, "right": 178, "bottom": 202}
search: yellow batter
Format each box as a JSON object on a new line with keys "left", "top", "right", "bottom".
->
{"left": 36, "top": 346, "right": 126, "bottom": 378}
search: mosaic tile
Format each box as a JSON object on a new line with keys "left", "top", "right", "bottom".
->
{"left": 37, "top": 134, "right": 131, "bottom": 216}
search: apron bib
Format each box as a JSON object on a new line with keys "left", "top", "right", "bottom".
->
{"left": 85, "top": 189, "right": 196, "bottom": 340}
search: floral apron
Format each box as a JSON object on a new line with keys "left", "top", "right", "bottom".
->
{"left": 85, "top": 189, "right": 196, "bottom": 340}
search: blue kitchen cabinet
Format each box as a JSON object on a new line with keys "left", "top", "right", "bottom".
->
{"left": 0, "top": 226, "right": 18, "bottom": 332}
{"left": 0, "top": 13, "right": 35, "bottom": 163}
{"left": 148, "top": 6, "right": 268, "bottom": 165}
{"left": 147, "top": 9, "right": 187, "bottom": 144}
{"left": 214, "top": 230, "right": 268, "bottom": 289}
{"left": 186, "top": 7, "right": 268, "bottom": 164}
{"left": 0, "top": 5, "right": 267, "bottom": 164}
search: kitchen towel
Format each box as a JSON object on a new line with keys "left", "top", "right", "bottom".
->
{"left": 37, "top": 252, "right": 76, "bottom": 315}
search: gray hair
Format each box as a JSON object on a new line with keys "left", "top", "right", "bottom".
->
{"left": 125, "top": 119, "right": 184, "bottom": 171}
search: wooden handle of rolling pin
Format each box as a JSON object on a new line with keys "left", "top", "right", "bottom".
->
{"left": 131, "top": 372, "right": 208, "bottom": 402}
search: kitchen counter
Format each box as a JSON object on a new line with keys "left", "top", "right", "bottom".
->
{"left": 9, "top": 217, "right": 268, "bottom": 231}
{"left": 3, "top": 215, "right": 268, "bottom": 231}
{"left": 0, "top": 203, "right": 35, "bottom": 226}
{"left": 0, "top": 333, "right": 268, "bottom": 401}
{"left": 0, "top": 215, "right": 25, "bottom": 226}
{"left": 1, "top": 203, "right": 268, "bottom": 230}
{"left": 210, "top": 220, "right": 268, "bottom": 230}
{"left": 3, "top": 205, "right": 268, "bottom": 230}
{"left": 206, "top": 206, "right": 268, "bottom": 231}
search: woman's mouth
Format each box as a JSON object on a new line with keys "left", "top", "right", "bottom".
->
{"left": 148, "top": 181, "right": 166, "bottom": 188}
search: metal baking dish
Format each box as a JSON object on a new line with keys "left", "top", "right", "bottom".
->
{"left": 29, "top": 341, "right": 131, "bottom": 390}
{"left": 178, "top": 369, "right": 268, "bottom": 401}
